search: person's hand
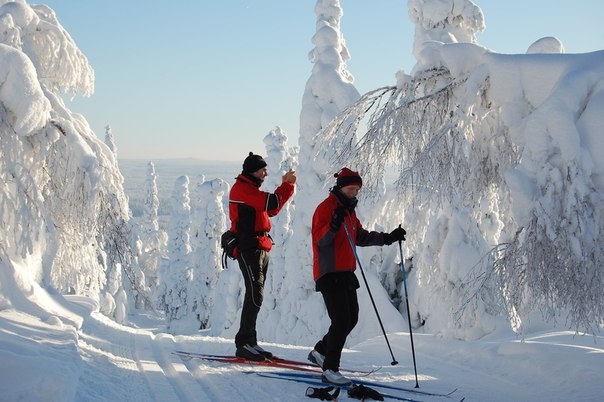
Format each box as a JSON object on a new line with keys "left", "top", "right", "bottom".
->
{"left": 330, "top": 206, "right": 346, "bottom": 232}
{"left": 383, "top": 227, "right": 406, "bottom": 245}
{"left": 282, "top": 170, "right": 297, "bottom": 184}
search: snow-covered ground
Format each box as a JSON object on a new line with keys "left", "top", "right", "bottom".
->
{"left": 1, "top": 292, "right": 602, "bottom": 402}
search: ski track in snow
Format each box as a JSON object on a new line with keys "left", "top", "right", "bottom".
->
{"left": 71, "top": 309, "right": 490, "bottom": 402}
{"left": 76, "top": 315, "right": 155, "bottom": 401}
{"left": 75, "top": 310, "right": 314, "bottom": 401}
{"left": 73, "top": 310, "right": 443, "bottom": 402}
{"left": 67, "top": 304, "right": 603, "bottom": 401}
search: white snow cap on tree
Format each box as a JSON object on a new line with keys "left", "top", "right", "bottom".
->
{"left": 310, "top": 0, "right": 354, "bottom": 84}
{"left": 526, "top": 36, "right": 565, "bottom": 54}
{"left": 408, "top": 0, "right": 485, "bottom": 71}
{"left": 0, "top": 1, "right": 94, "bottom": 134}
{"left": 0, "top": 44, "right": 50, "bottom": 135}
{"left": 0, "top": 1, "right": 94, "bottom": 97}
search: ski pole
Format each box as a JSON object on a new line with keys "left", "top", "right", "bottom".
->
{"left": 398, "top": 224, "right": 419, "bottom": 388}
{"left": 342, "top": 221, "right": 398, "bottom": 366}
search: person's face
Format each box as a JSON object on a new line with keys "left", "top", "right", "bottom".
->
{"left": 340, "top": 184, "right": 361, "bottom": 199}
{"left": 252, "top": 167, "right": 268, "bottom": 180}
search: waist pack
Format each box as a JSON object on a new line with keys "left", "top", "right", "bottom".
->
{"left": 220, "top": 230, "right": 238, "bottom": 268}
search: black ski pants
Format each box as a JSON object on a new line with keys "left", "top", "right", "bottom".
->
{"left": 235, "top": 249, "right": 269, "bottom": 348}
{"left": 315, "top": 287, "right": 359, "bottom": 372}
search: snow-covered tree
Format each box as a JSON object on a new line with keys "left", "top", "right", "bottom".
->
{"left": 104, "top": 125, "right": 117, "bottom": 155}
{"left": 257, "top": 127, "right": 297, "bottom": 337}
{"left": 267, "top": 0, "right": 405, "bottom": 346}
{"left": 408, "top": 0, "right": 484, "bottom": 71}
{"left": 0, "top": 1, "right": 134, "bottom": 311}
{"left": 100, "top": 262, "right": 127, "bottom": 323}
{"left": 138, "top": 161, "right": 167, "bottom": 294}
{"left": 298, "top": 0, "right": 360, "bottom": 202}
{"left": 190, "top": 176, "right": 228, "bottom": 329}
{"left": 156, "top": 176, "right": 194, "bottom": 332}
{"left": 315, "top": 0, "right": 604, "bottom": 335}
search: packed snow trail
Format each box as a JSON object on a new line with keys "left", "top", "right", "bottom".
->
{"left": 56, "top": 296, "right": 603, "bottom": 402}
{"left": 69, "top": 299, "right": 455, "bottom": 401}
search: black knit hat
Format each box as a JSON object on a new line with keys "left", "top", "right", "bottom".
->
{"left": 335, "top": 167, "right": 362, "bottom": 188}
{"left": 242, "top": 152, "right": 267, "bottom": 173}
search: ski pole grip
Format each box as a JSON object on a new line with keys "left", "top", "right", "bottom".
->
{"left": 398, "top": 224, "right": 402, "bottom": 244}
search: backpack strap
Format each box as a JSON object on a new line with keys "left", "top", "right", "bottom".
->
{"left": 222, "top": 249, "right": 228, "bottom": 269}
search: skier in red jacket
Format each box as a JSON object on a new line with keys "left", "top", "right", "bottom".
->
{"left": 308, "top": 167, "right": 406, "bottom": 385}
{"left": 229, "top": 152, "right": 296, "bottom": 361}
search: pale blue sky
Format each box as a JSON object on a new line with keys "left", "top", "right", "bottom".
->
{"left": 41, "top": 1, "right": 603, "bottom": 162}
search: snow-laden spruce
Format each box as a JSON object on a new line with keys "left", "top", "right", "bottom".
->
{"left": 137, "top": 161, "right": 167, "bottom": 301}
{"left": 190, "top": 177, "right": 229, "bottom": 330}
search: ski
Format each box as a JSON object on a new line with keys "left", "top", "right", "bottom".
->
{"left": 251, "top": 371, "right": 428, "bottom": 402}
{"left": 173, "top": 350, "right": 377, "bottom": 375}
{"left": 173, "top": 351, "right": 322, "bottom": 373}
{"left": 260, "top": 371, "right": 459, "bottom": 398}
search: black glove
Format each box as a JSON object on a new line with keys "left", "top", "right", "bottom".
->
{"left": 348, "top": 384, "right": 384, "bottom": 401}
{"left": 329, "top": 206, "right": 346, "bottom": 232}
{"left": 383, "top": 227, "right": 406, "bottom": 245}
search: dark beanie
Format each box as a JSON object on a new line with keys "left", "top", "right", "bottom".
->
{"left": 242, "top": 152, "right": 267, "bottom": 173}
{"left": 335, "top": 167, "right": 362, "bottom": 188}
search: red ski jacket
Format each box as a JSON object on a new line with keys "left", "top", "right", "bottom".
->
{"left": 311, "top": 192, "right": 383, "bottom": 281}
{"left": 229, "top": 173, "right": 294, "bottom": 252}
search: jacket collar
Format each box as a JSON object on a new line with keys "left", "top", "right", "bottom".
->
{"left": 330, "top": 187, "right": 358, "bottom": 211}
{"left": 238, "top": 172, "right": 263, "bottom": 187}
